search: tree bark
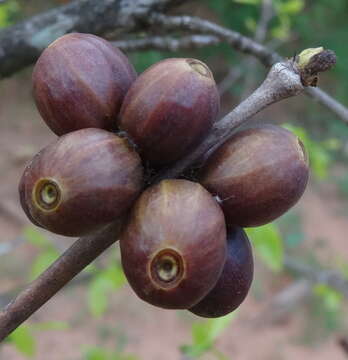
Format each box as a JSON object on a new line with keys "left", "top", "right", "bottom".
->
{"left": 0, "top": 0, "right": 184, "bottom": 78}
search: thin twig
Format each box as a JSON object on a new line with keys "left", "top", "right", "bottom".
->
{"left": 148, "top": 13, "right": 281, "bottom": 66}
{"left": 148, "top": 13, "right": 348, "bottom": 124}
{"left": 284, "top": 256, "right": 348, "bottom": 298}
{"left": 254, "top": 255, "right": 348, "bottom": 326}
{"left": 306, "top": 87, "right": 348, "bottom": 125}
{"left": 254, "top": 0, "right": 274, "bottom": 44}
{"left": 113, "top": 34, "right": 220, "bottom": 52}
{"left": 218, "top": 67, "right": 243, "bottom": 96}
{"left": 254, "top": 279, "right": 312, "bottom": 326}
{"left": 241, "top": 0, "right": 274, "bottom": 98}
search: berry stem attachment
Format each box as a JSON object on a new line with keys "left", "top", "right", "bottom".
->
{"left": 154, "top": 60, "right": 303, "bottom": 180}
{"left": 154, "top": 47, "right": 335, "bottom": 181}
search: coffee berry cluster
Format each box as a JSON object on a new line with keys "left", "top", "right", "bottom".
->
{"left": 19, "top": 33, "right": 309, "bottom": 318}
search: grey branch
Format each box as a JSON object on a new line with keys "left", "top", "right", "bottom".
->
{"left": 0, "top": 0, "right": 185, "bottom": 78}
{"left": 148, "top": 13, "right": 348, "bottom": 124}
{"left": 254, "top": 0, "right": 274, "bottom": 44}
{"left": 256, "top": 255, "right": 348, "bottom": 326}
{"left": 113, "top": 34, "right": 220, "bottom": 52}
{"left": 254, "top": 279, "right": 312, "bottom": 326}
{"left": 241, "top": 0, "right": 274, "bottom": 99}
{"left": 218, "top": 67, "right": 243, "bottom": 96}
{"left": 284, "top": 256, "right": 348, "bottom": 298}
{"left": 148, "top": 13, "right": 281, "bottom": 66}
{"left": 113, "top": 34, "right": 348, "bottom": 124}
{"left": 219, "top": 0, "right": 274, "bottom": 98}
{"left": 306, "top": 87, "right": 348, "bottom": 125}
{"left": 113, "top": 15, "right": 347, "bottom": 124}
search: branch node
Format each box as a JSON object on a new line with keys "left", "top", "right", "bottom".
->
{"left": 294, "top": 47, "right": 337, "bottom": 87}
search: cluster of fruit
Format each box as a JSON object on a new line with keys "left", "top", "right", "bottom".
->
{"left": 19, "top": 33, "right": 309, "bottom": 318}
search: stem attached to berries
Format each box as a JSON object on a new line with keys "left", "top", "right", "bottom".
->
{"left": 0, "top": 47, "right": 336, "bottom": 342}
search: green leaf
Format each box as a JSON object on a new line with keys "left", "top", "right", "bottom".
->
{"left": 277, "top": 0, "right": 304, "bottom": 15}
{"left": 114, "top": 354, "right": 138, "bottom": 360}
{"left": 282, "top": 123, "right": 331, "bottom": 180}
{"left": 8, "top": 325, "right": 36, "bottom": 357}
{"left": 31, "top": 321, "right": 69, "bottom": 331}
{"left": 84, "top": 263, "right": 99, "bottom": 274}
{"left": 84, "top": 347, "right": 109, "bottom": 360}
{"left": 180, "top": 344, "right": 209, "bottom": 358}
{"left": 23, "top": 226, "right": 52, "bottom": 249}
{"left": 193, "top": 313, "right": 236, "bottom": 345}
{"left": 131, "top": 51, "right": 166, "bottom": 73}
{"left": 105, "top": 265, "right": 127, "bottom": 289}
{"left": 182, "top": 313, "right": 236, "bottom": 357}
{"left": 314, "top": 284, "right": 343, "bottom": 311}
{"left": 83, "top": 347, "right": 137, "bottom": 360}
{"left": 87, "top": 274, "right": 114, "bottom": 317}
{"left": 246, "top": 224, "right": 284, "bottom": 271}
{"left": 271, "top": 14, "right": 291, "bottom": 40}
{"left": 233, "top": 0, "right": 260, "bottom": 5}
{"left": 87, "top": 276, "right": 113, "bottom": 317}
{"left": 29, "top": 250, "right": 59, "bottom": 280}
{"left": 244, "top": 16, "right": 257, "bottom": 32}
{"left": 87, "top": 264, "right": 126, "bottom": 317}
{"left": 0, "top": 0, "right": 20, "bottom": 28}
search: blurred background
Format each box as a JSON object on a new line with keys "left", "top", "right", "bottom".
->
{"left": 1, "top": 0, "right": 348, "bottom": 359}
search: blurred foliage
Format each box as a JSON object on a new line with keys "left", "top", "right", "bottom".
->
{"left": 246, "top": 224, "right": 284, "bottom": 272}
{"left": 314, "top": 284, "right": 343, "bottom": 312}
{"left": 87, "top": 261, "right": 126, "bottom": 317}
{"left": 23, "top": 226, "right": 60, "bottom": 280}
{"left": 23, "top": 226, "right": 126, "bottom": 318}
{"left": 277, "top": 210, "right": 305, "bottom": 248}
{"left": 131, "top": 50, "right": 169, "bottom": 73}
{"left": 83, "top": 347, "right": 137, "bottom": 360}
{"left": 6, "top": 322, "right": 68, "bottom": 358}
{"left": 334, "top": 172, "right": 348, "bottom": 201}
{"left": 0, "top": 0, "right": 20, "bottom": 28}
{"left": 299, "top": 284, "right": 344, "bottom": 344}
{"left": 7, "top": 325, "right": 35, "bottom": 357}
{"left": 181, "top": 313, "right": 236, "bottom": 359}
{"left": 282, "top": 123, "right": 338, "bottom": 180}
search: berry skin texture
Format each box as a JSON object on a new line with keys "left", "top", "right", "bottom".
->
{"left": 120, "top": 179, "right": 227, "bottom": 309}
{"left": 19, "top": 128, "right": 143, "bottom": 237}
{"left": 33, "top": 33, "right": 137, "bottom": 135}
{"left": 200, "top": 124, "right": 309, "bottom": 227}
{"left": 118, "top": 58, "right": 220, "bottom": 166}
{"left": 190, "top": 227, "right": 254, "bottom": 318}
